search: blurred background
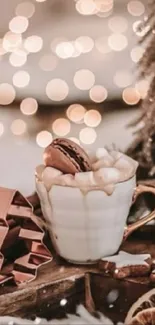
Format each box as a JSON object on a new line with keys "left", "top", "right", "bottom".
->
{"left": 0, "top": 0, "right": 148, "bottom": 194}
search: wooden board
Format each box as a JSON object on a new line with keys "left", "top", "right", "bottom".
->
{"left": 0, "top": 226, "right": 155, "bottom": 322}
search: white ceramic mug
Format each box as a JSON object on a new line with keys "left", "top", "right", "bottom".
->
{"left": 36, "top": 175, "right": 155, "bottom": 264}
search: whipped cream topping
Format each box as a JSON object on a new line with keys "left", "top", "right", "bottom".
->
{"left": 36, "top": 148, "right": 138, "bottom": 195}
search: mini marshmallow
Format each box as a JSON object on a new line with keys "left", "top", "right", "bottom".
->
{"left": 96, "top": 147, "right": 110, "bottom": 159}
{"left": 35, "top": 164, "right": 45, "bottom": 181}
{"left": 42, "top": 167, "right": 62, "bottom": 191}
{"left": 75, "top": 171, "right": 97, "bottom": 187}
{"left": 86, "top": 150, "right": 98, "bottom": 164}
{"left": 94, "top": 167, "right": 121, "bottom": 186}
{"left": 92, "top": 156, "right": 114, "bottom": 171}
{"left": 114, "top": 155, "right": 138, "bottom": 181}
{"left": 110, "top": 150, "right": 123, "bottom": 162}
{"left": 54, "top": 174, "right": 77, "bottom": 187}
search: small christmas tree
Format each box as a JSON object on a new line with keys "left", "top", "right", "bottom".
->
{"left": 127, "top": 0, "right": 155, "bottom": 179}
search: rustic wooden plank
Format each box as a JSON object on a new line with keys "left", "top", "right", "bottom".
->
{"left": 1, "top": 228, "right": 155, "bottom": 319}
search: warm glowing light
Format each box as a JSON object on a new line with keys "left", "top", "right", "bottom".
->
{"left": 74, "top": 69, "right": 95, "bottom": 90}
{"left": 11, "top": 119, "right": 27, "bottom": 135}
{"left": 75, "top": 36, "right": 94, "bottom": 53}
{"left": 108, "top": 16, "right": 128, "bottom": 33}
{"left": 20, "top": 98, "right": 38, "bottom": 115}
{"left": 36, "top": 131, "right": 52, "bottom": 148}
{"left": 0, "top": 123, "right": 4, "bottom": 137}
{"left": 113, "top": 70, "right": 133, "bottom": 88}
{"left": 84, "top": 109, "right": 102, "bottom": 127}
{"left": 56, "top": 42, "right": 74, "bottom": 59}
{"left": 15, "top": 2, "right": 35, "bottom": 18}
{"left": 135, "top": 79, "right": 149, "bottom": 99}
{"left": 50, "top": 38, "right": 68, "bottom": 53}
{"left": 79, "top": 127, "right": 97, "bottom": 144}
{"left": 24, "top": 35, "right": 43, "bottom": 53}
{"left": 35, "top": 0, "right": 47, "bottom": 2}
{"left": 3, "top": 32, "right": 22, "bottom": 52}
{"left": 133, "top": 20, "right": 150, "bottom": 37}
{"left": 9, "top": 16, "right": 29, "bottom": 34}
{"left": 13, "top": 70, "right": 30, "bottom": 88}
{"left": 71, "top": 42, "right": 81, "bottom": 57}
{"left": 9, "top": 51, "right": 27, "bottom": 67}
{"left": 68, "top": 137, "right": 80, "bottom": 145}
{"left": 95, "top": 37, "right": 111, "bottom": 54}
{"left": 127, "top": 1, "right": 145, "bottom": 16}
{"left": 76, "top": 0, "right": 97, "bottom": 15}
{"left": 66, "top": 104, "right": 86, "bottom": 123}
{"left": 130, "top": 46, "right": 144, "bottom": 62}
{"left": 46, "top": 79, "right": 69, "bottom": 101}
{"left": 89, "top": 85, "right": 108, "bottom": 102}
{"left": 108, "top": 34, "right": 128, "bottom": 51}
{"left": 39, "top": 54, "right": 58, "bottom": 71}
{"left": 122, "top": 87, "right": 141, "bottom": 105}
{"left": 94, "top": 0, "right": 114, "bottom": 13}
{"left": 0, "top": 39, "right": 6, "bottom": 55}
{"left": 52, "top": 118, "right": 71, "bottom": 136}
{"left": 0, "top": 83, "right": 16, "bottom": 105}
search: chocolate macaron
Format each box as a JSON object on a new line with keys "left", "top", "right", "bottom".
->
{"left": 43, "top": 138, "right": 92, "bottom": 174}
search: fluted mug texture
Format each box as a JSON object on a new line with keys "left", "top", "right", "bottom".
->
{"left": 36, "top": 175, "right": 136, "bottom": 264}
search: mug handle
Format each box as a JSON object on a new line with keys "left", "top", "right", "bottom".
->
{"left": 123, "top": 184, "right": 155, "bottom": 242}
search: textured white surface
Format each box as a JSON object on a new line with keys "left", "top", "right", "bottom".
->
{"left": 36, "top": 176, "right": 136, "bottom": 263}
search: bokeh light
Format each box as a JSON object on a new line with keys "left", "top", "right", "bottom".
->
{"left": 50, "top": 37, "right": 68, "bottom": 52}
{"left": 127, "top": 1, "right": 145, "bottom": 16}
{"left": 79, "top": 127, "right": 97, "bottom": 144}
{"left": 95, "top": 37, "right": 111, "bottom": 54}
{"left": 0, "top": 83, "right": 16, "bottom": 105}
{"left": 39, "top": 54, "right": 58, "bottom": 71}
{"left": 76, "top": 0, "right": 97, "bottom": 15}
{"left": 11, "top": 119, "right": 27, "bottom": 135}
{"left": 3, "top": 32, "right": 22, "bottom": 52}
{"left": 130, "top": 46, "right": 144, "bottom": 62}
{"left": 84, "top": 109, "right": 102, "bottom": 127}
{"left": 52, "top": 118, "right": 71, "bottom": 136}
{"left": 68, "top": 137, "right": 80, "bottom": 145}
{"left": 36, "top": 131, "right": 53, "bottom": 148}
{"left": 24, "top": 35, "right": 43, "bottom": 53}
{"left": 56, "top": 42, "right": 74, "bottom": 59}
{"left": 20, "top": 98, "right": 38, "bottom": 115}
{"left": 94, "top": 0, "right": 114, "bottom": 13}
{"left": 13, "top": 70, "right": 30, "bottom": 88}
{"left": 89, "top": 85, "right": 108, "bottom": 102}
{"left": 9, "top": 16, "right": 29, "bottom": 34}
{"left": 46, "top": 79, "right": 69, "bottom": 101}
{"left": 122, "top": 87, "right": 141, "bottom": 105}
{"left": 15, "top": 2, "right": 35, "bottom": 18}
{"left": 74, "top": 69, "right": 95, "bottom": 90}
{"left": 75, "top": 36, "right": 94, "bottom": 53}
{"left": 135, "top": 79, "right": 149, "bottom": 99}
{"left": 108, "top": 34, "right": 128, "bottom": 51}
{"left": 113, "top": 70, "right": 133, "bottom": 88}
{"left": 9, "top": 51, "right": 27, "bottom": 67}
{"left": 108, "top": 16, "right": 128, "bottom": 33}
{"left": 66, "top": 104, "right": 86, "bottom": 123}
{"left": 0, "top": 123, "right": 4, "bottom": 137}
{"left": 35, "top": 0, "right": 47, "bottom": 2}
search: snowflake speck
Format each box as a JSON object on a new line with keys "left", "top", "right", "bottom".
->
{"left": 60, "top": 298, "right": 67, "bottom": 306}
{"left": 107, "top": 290, "right": 119, "bottom": 303}
{"left": 34, "top": 317, "right": 41, "bottom": 324}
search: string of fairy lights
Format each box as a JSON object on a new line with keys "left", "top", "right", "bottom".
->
{"left": 0, "top": 0, "right": 149, "bottom": 147}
